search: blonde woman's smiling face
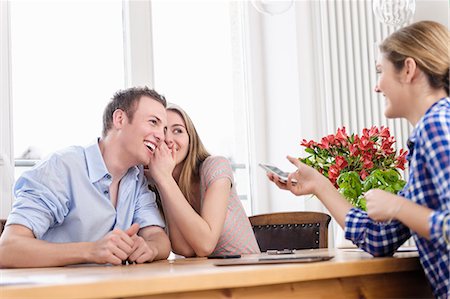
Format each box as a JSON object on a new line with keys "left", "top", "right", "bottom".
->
{"left": 165, "top": 110, "right": 190, "bottom": 165}
{"left": 374, "top": 54, "right": 409, "bottom": 119}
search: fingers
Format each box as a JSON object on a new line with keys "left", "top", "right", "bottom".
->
{"left": 156, "top": 142, "right": 171, "bottom": 156}
{"left": 105, "top": 254, "right": 123, "bottom": 265}
{"left": 286, "top": 156, "right": 302, "bottom": 184}
{"left": 94, "top": 224, "right": 158, "bottom": 265}
{"left": 125, "top": 223, "right": 140, "bottom": 237}
{"left": 286, "top": 175, "right": 298, "bottom": 188}
{"left": 267, "top": 172, "right": 289, "bottom": 190}
{"left": 170, "top": 145, "right": 177, "bottom": 160}
{"left": 364, "top": 189, "right": 376, "bottom": 198}
{"left": 127, "top": 236, "right": 157, "bottom": 264}
{"left": 92, "top": 231, "right": 134, "bottom": 265}
{"left": 287, "top": 155, "right": 302, "bottom": 168}
{"left": 110, "top": 241, "right": 131, "bottom": 261}
{"left": 150, "top": 144, "right": 176, "bottom": 172}
{"left": 364, "top": 189, "right": 395, "bottom": 222}
{"left": 127, "top": 235, "right": 143, "bottom": 263}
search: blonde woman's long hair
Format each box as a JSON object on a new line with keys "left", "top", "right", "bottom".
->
{"left": 380, "top": 20, "right": 450, "bottom": 95}
{"left": 167, "top": 103, "right": 210, "bottom": 206}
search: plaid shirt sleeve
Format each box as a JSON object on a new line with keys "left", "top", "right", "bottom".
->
{"left": 345, "top": 208, "right": 411, "bottom": 256}
{"left": 430, "top": 211, "right": 450, "bottom": 251}
{"left": 421, "top": 109, "right": 450, "bottom": 251}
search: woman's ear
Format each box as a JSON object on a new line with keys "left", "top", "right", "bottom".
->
{"left": 112, "top": 109, "right": 126, "bottom": 129}
{"left": 403, "top": 57, "right": 417, "bottom": 83}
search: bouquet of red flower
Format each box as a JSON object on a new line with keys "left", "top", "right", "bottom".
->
{"left": 300, "top": 126, "right": 408, "bottom": 210}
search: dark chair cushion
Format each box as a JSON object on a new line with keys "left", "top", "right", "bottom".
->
{"left": 249, "top": 212, "right": 331, "bottom": 252}
{"left": 252, "top": 222, "right": 322, "bottom": 251}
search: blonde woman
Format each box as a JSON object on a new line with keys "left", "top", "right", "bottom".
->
{"left": 146, "top": 104, "right": 260, "bottom": 257}
{"left": 268, "top": 21, "right": 449, "bottom": 298}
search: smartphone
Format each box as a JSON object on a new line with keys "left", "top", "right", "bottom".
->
{"left": 207, "top": 254, "right": 241, "bottom": 259}
{"left": 259, "top": 163, "right": 297, "bottom": 184}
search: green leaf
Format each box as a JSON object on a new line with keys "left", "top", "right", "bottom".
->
{"left": 305, "top": 148, "right": 315, "bottom": 154}
{"left": 383, "top": 169, "right": 400, "bottom": 183}
{"left": 356, "top": 195, "right": 367, "bottom": 211}
{"left": 339, "top": 187, "right": 357, "bottom": 200}
{"left": 393, "top": 180, "right": 406, "bottom": 192}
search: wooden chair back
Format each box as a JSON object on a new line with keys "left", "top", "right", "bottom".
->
{"left": 249, "top": 211, "right": 331, "bottom": 251}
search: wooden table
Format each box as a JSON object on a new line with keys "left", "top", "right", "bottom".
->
{"left": 0, "top": 249, "right": 433, "bottom": 299}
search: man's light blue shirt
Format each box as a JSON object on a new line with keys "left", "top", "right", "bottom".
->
{"left": 7, "top": 140, "right": 165, "bottom": 243}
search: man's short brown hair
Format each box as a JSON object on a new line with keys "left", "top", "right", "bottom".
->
{"left": 102, "top": 86, "right": 167, "bottom": 138}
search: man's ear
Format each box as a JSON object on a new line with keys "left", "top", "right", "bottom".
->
{"left": 403, "top": 57, "right": 418, "bottom": 83}
{"left": 112, "top": 109, "right": 126, "bottom": 129}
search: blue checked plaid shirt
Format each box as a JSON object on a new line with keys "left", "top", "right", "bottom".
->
{"left": 345, "top": 97, "right": 450, "bottom": 298}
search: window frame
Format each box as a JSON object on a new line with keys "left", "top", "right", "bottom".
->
{"left": 0, "top": 1, "right": 14, "bottom": 219}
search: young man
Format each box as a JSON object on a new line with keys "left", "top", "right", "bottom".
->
{"left": 0, "top": 87, "right": 171, "bottom": 267}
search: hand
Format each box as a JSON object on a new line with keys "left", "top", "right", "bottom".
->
{"left": 365, "top": 189, "right": 405, "bottom": 222}
{"left": 266, "top": 172, "right": 290, "bottom": 190}
{"left": 146, "top": 142, "right": 177, "bottom": 182}
{"left": 268, "top": 156, "right": 325, "bottom": 196}
{"left": 126, "top": 226, "right": 158, "bottom": 264}
{"left": 90, "top": 223, "right": 139, "bottom": 265}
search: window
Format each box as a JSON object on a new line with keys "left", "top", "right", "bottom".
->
{"left": 10, "top": 1, "right": 125, "bottom": 178}
{"left": 0, "top": 0, "right": 13, "bottom": 219}
{"left": 2, "top": 1, "right": 255, "bottom": 215}
{"left": 150, "top": 0, "right": 253, "bottom": 213}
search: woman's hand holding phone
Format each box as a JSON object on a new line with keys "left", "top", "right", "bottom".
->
{"left": 259, "top": 163, "right": 297, "bottom": 185}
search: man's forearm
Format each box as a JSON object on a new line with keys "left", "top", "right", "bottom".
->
{"left": 0, "top": 235, "right": 92, "bottom": 268}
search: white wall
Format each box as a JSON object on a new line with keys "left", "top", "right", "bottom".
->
{"left": 414, "top": 0, "right": 449, "bottom": 27}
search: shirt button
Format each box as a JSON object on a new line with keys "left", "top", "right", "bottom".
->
{"left": 105, "top": 174, "right": 111, "bottom": 179}
{"left": 104, "top": 190, "right": 109, "bottom": 194}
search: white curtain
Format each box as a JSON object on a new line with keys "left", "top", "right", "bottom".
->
{"left": 302, "top": 0, "right": 413, "bottom": 247}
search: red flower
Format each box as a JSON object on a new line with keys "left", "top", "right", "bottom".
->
{"left": 359, "top": 135, "right": 374, "bottom": 151}
{"left": 301, "top": 139, "right": 316, "bottom": 148}
{"left": 299, "top": 126, "right": 408, "bottom": 185}
{"left": 381, "top": 136, "right": 395, "bottom": 155}
{"left": 362, "top": 153, "right": 374, "bottom": 169}
{"left": 379, "top": 126, "right": 390, "bottom": 138}
{"left": 319, "top": 135, "right": 336, "bottom": 149}
{"left": 335, "top": 127, "right": 348, "bottom": 146}
{"left": 335, "top": 156, "right": 348, "bottom": 169}
{"left": 395, "top": 149, "right": 408, "bottom": 170}
{"left": 363, "top": 126, "right": 379, "bottom": 139}
{"left": 328, "top": 164, "right": 340, "bottom": 185}
{"left": 359, "top": 170, "right": 369, "bottom": 180}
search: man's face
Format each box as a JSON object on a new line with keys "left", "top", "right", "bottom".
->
{"left": 120, "top": 96, "right": 167, "bottom": 166}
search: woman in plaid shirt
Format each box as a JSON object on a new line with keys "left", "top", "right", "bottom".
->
{"left": 268, "top": 21, "right": 449, "bottom": 298}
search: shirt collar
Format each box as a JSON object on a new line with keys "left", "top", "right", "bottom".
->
{"left": 406, "top": 97, "right": 449, "bottom": 162}
{"left": 85, "top": 139, "right": 110, "bottom": 183}
{"left": 409, "top": 97, "right": 449, "bottom": 141}
{"left": 85, "top": 138, "right": 141, "bottom": 183}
